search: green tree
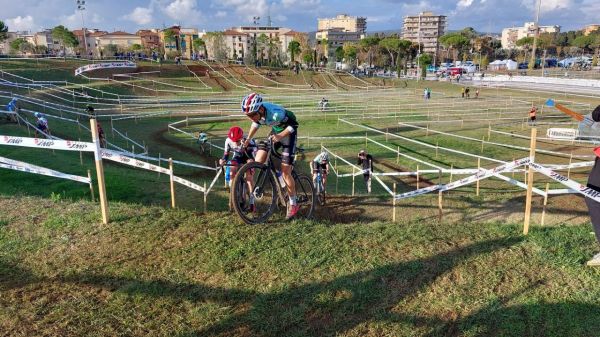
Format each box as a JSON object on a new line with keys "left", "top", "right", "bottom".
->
{"left": 439, "top": 32, "right": 470, "bottom": 63}
{"left": 0, "top": 20, "right": 8, "bottom": 43}
{"left": 193, "top": 38, "right": 207, "bottom": 58}
{"left": 131, "top": 43, "right": 142, "bottom": 51}
{"left": 256, "top": 33, "right": 269, "bottom": 63}
{"left": 359, "top": 36, "right": 381, "bottom": 67}
{"left": 334, "top": 46, "right": 344, "bottom": 62}
{"left": 303, "top": 52, "right": 313, "bottom": 65}
{"left": 417, "top": 53, "right": 432, "bottom": 79}
{"left": 163, "top": 29, "right": 177, "bottom": 53}
{"left": 572, "top": 35, "right": 594, "bottom": 52}
{"left": 51, "top": 25, "right": 78, "bottom": 54}
{"left": 287, "top": 40, "right": 301, "bottom": 63}
{"left": 378, "top": 37, "right": 401, "bottom": 68}
{"left": 205, "top": 32, "right": 229, "bottom": 62}
{"left": 10, "top": 38, "right": 34, "bottom": 54}
{"left": 343, "top": 43, "right": 358, "bottom": 63}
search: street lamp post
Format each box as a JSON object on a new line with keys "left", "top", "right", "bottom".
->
{"left": 253, "top": 16, "right": 260, "bottom": 67}
{"left": 529, "top": 0, "right": 542, "bottom": 70}
{"left": 76, "top": 0, "right": 88, "bottom": 55}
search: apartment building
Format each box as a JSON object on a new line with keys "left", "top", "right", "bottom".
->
{"left": 401, "top": 11, "right": 447, "bottom": 54}
{"left": 317, "top": 14, "right": 366, "bottom": 34}
{"left": 33, "top": 29, "right": 62, "bottom": 52}
{"left": 501, "top": 22, "right": 560, "bottom": 49}
{"left": 220, "top": 26, "right": 300, "bottom": 61}
{"left": 160, "top": 26, "right": 200, "bottom": 59}
{"left": 583, "top": 24, "right": 600, "bottom": 36}
{"left": 136, "top": 29, "right": 161, "bottom": 50}
{"left": 96, "top": 31, "right": 142, "bottom": 51}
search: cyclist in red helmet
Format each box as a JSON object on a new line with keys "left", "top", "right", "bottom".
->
{"left": 220, "top": 126, "right": 257, "bottom": 211}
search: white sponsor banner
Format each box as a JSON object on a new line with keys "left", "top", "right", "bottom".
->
{"left": 173, "top": 176, "right": 205, "bottom": 192}
{"left": 0, "top": 135, "right": 95, "bottom": 152}
{"left": 0, "top": 156, "right": 90, "bottom": 184}
{"left": 529, "top": 162, "right": 600, "bottom": 203}
{"left": 394, "top": 157, "right": 530, "bottom": 200}
{"left": 101, "top": 150, "right": 171, "bottom": 175}
{"left": 75, "top": 61, "right": 137, "bottom": 76}
{"left": 547, "top": 128, "right": 578, "bottom": 140}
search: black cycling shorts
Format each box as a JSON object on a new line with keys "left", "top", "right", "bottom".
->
{"left": 258, "top": 130, "right": 298, "bottom": 165}
{"left": 312, "top": 162, "right": 327, "bottom": 174}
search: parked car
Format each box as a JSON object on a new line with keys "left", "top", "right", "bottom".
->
{"left": 518, "top": 62, "right": 529, "bottom": 69}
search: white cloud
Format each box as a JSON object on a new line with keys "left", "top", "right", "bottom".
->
{"left": 274, "top": 14, "right": 287, "bottom": 22}
{"left": 123, "top": 7, "right": 154, "bottom": 25}
{"left": 457, "top": 0, "right": 474, "bottom": 8}
{"left": 214, "top": 0, "right": 268, "bottom": 21}
{"left": 280, "top": 0, "right": 320, "bottom": 8}
{"left": 162, "top": 0, "right": 203, "bottom": 23}
{"left": 215, "top": 11, "right": 227, "bottom": 18}
{"left": 5, "top": 15, "right": 37, "bottom": 32}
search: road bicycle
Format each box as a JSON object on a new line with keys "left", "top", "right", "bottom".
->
{"left": 231, "top": 138, "right": 315, "bottom": 224}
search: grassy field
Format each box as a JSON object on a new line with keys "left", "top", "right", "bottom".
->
{"left": 1, "top": 58, "right": 600, "bottom": 336}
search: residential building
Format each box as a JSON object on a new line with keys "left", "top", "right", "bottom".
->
{"left": 402, "top": 11, "right": 447, "bottom": 55}
{"left": 501, "top": 22, "right": 560, "bottom": 49}
{"left": 136, "top": 29, "right": 160, "bottom": 50}
{"left": 73, "top": 29, "right": 108, "bottom": 52}
{"left": 218, "top": 26, "right": 300, "bottom": 62}
{"left": 583, "top": 24, "right": 600, "bottom": 36}
{"left": 33, "top": 29, "right": 62, "bottom": 52}
{"left": 0, "top": 31, "right": 35, "bottom": 54}
{"left": 159, "top": 26, "right": 200, "bottom": 59}
{"left": 317, "top": 14, "right": 366, "bottom": 34}
{"left": 96, "top": 31, "right": 142, "bottom": 52}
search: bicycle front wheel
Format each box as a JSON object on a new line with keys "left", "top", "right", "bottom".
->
{"left": 294, "top": 174, "right": 315, "bottom": 219}
{"left": 232, "top": 162, "right": 277, "bottom": 225}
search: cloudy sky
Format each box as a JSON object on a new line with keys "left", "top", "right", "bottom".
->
{"left": 1, "top": 0, "right": 599, "bottom": 34}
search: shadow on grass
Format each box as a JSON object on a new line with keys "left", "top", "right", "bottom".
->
{"left": 8, "top": 236, "right": 592, "bottom": 336}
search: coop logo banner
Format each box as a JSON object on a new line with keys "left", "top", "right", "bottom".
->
{"left": 0, "top": 135, "right": 95, "bottom": 152}
{"left": 101, "top": 149, "right": 171, "bottom": 175}
{"left": 530, "top": 161, "right": 600, "bottom": 203}
{"left": 75, "top": 61, "right": 137, "bottom": 76}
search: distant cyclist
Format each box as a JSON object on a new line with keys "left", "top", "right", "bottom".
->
{"left": 241, "top": 92, "right": 300, "bottom": 219}
{"left": 219, "top": 126, "right": 257, "bottom": 209}
{"left": 311, "top": 151, "right": 330, "bottom": 193}
{"left": 197, "top": 132, "right": 208, "bottom": 153}
{"left": 357, "top": 149, "right": 373, "bottom": 194}
{"left": 318, "top": 97, "right": 328, "bottom": 111}
{"left": 34, "top": 112, "right": 50, "bottom": 138}
{"left": 5, "top": 98, "right": 19, "bottom": 123}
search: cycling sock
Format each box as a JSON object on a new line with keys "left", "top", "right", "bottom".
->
{"left": 289, "top": 195, "right": 297, "bottom": 206}
{"left": 249, "top": 195, "right": 255, "bottom": 204}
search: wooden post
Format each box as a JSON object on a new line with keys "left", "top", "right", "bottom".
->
{"left": 79, "top": 138, "right": 83, "bottom": 165}
{"left": 476, "top": 158, "right": 481, "bottom": 196}
{"left": 416, "top": 165, "right": 420, "bottom": 189}
{"left": 436, "top": 141, "right": 439, "bottom": 159}
{"left": 567, "top": 152, "right": 573, "bottom": 179}
{"left": 541, "top": 183, "right": 549, "bottom": 226}
{"left": 90, "top": 119, "right": 109, "bottom": 224}
{"left": 386, "top": 128, "right": 389, "bottom": 141}
{"left": 203, "top": 182, "right": 208, "bottom": 212}
{"left": 110, "top": 116, "right": 114, "bottom": 137}
{"left": 481, "top": 136, "right": 485, "bottom": 153}
{"left": 487, "top": 122, "right": 491, "bottom": 141}
{"left": 392, "top": 183, "right": 397, "bottom": 222}
{"left": 88, "top": 170, "right": 94, "bottom": 202}
{"left": 307, "top": 132, "right": 310, "bottom": 148}
{"left": 365, "top": 132, "right": 368, "bottom": 148}
{"left": 352, "top": 167, "right": 356, "bottom": 196}
{"left": 438, "top": 191, "right": 443, "bottom": 222}
{"left": 512, "top": 156, "right": 516, "bottom": 179}
{"left": 523, "top": 127, "right": 537, "bottom": 235}
{"left": 449, "top": 164, "right": 454, "bottom": 184}
{"left": 169, "top": 158, "right": 176, "bottom": 208}
{"left": 396, "top": 146, "right": 400, "bottom": 164}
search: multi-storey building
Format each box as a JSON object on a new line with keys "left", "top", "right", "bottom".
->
{"left": 318, "top": 14, "right": 366, "bottom": 34}
{"left": 34, "top": 29, "right": 62, "bottom": 52}
{"left": 401, "top": 11, "right": 447, "bottom": 55}
{"left": 501, "top": 22, "right": 560, "bottom": 49}
{"left": 220, "top": 26, "right": 301, "bottom": 62}
{"left": 96, "top": 31, "right": 142, "bottom": 52}
{"left": 583, "top": 24, "right": 600, "bottom": 36}
{"left": 136, "top": 29, "right": 161, "bottom": 50}
{"left": 160, "top": 26, "right": 200, "bottom": 59}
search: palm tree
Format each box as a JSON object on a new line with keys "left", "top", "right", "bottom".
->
{"left": 193, "top": 38, "right": 207, "bottom": 58}
{"left": 288, "top": 40, "right": 301, "bottom": 63}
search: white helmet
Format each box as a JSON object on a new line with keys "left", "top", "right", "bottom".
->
{"left": 241, "top": 93, "right": 263, "bottom": 115}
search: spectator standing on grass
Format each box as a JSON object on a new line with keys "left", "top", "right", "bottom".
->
{"left": 475, "top": 88, "right": 480, "bottom": 99}
{"left": 465, "top": 87, "right": 471, "bottom": 98}
{"left": 579, "top": 105, "right": 600, "bottom": 266}
{"left": 423, "top": 88, "right": 428, "bottom": 100}
{"left": 357, "top": 150, "right": 373, "bottom": 194}
{"left": 528, "top": 105, "right": 537, "bottom": 126}
{"left": 461, "top": 87, "right": 465, "bottom": 98}
{"left": 427, "top": 88, "right": 432, "bottom": 99}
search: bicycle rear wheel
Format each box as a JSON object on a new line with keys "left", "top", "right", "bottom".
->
{"left": 232, "top": 162, "right": 277, "bottom": 225}
{"left": 294, "top": 174, "right": 315, "bottom": 219}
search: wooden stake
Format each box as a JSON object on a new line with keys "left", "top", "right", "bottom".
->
{"left": 523, "top": 127, "right": 537, "bottom": 235}
{"left": 169, "top": 158, "right": 176, "bottom": 208}
{"left": 481, "top": 136, "right": 485, "bottom": 153}
{"left": 396, "top": 146, "right": 400, "bottom": 164}
{"left": 90, "top": 119, "right": 109, "bottom": 224}
{"left": 79, "top": 138, "right": 83, "bottom": 165}
{"left": 88, "top": 170, "right": 94, "bottom": 202}
{"left": 392, "top": 183, "right": 397, "bottom": 222}
{"left": 416, "top": 165, "right": 420, "bottom": 189}
{"left": 386, "top": 128, "right": 389, "bottom": 141}
{"left": 203, "top": 182, "right": 208, "bottom": 212}
{"left": 436, "top": 141, "right": 439, "bottom": 159}
{"left": 438, "top": 191, "right": 443, "bottom": 222}
{"left": 541, "top": 183, "right": 549, "bottom": 226}
{"left": 352, "top": 167, "right": 356, "bottom": 196}
{"left": 567, "top": 152, "right": 573, "bottom": 179}
{"left": 476, "top": 158, "right": 481, "bottom": 196}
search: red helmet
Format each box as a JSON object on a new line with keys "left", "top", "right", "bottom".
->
{"left": 228, "top": 126, "right": 244, "bottom": 142}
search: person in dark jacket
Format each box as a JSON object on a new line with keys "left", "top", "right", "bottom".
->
{"left": 583, "top": 105, "right": 600, "bottom": 266}
{"left": 357, "top": 149, "right": 373, "bottom": 194}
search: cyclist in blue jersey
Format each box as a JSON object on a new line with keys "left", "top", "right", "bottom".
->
{"left": 241, "top": 92, "right": 300, "bottom": 219}
{"left": 5, "top": 98, "right": 19, "bottom": 123}
{"left": 311, "top": 151, "right": 330, "bottom": 193}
